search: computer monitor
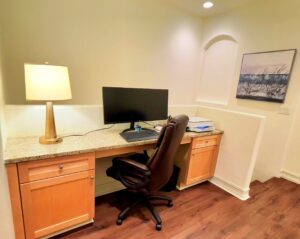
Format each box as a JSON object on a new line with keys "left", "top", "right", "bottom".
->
{"left": 102, "top": 87, "right": 168, "bottom": 130}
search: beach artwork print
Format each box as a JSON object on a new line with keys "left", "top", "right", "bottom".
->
{"left": 236, "top": 49, "right": 296, "bottom": 103}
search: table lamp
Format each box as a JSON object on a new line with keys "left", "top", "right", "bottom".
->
{"left": 24, "top": 63, "right": 72, "bottom": 144}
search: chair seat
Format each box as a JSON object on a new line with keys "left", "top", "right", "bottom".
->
{"left": 106, "top": 153, "right": 149, "bottom": 180}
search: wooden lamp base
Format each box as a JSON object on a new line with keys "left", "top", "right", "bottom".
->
{"left": 40, "top": 102, "right": 62, "bottom": 145}
{"left": 39, "top": 136, "right": 62, "bottom": 144}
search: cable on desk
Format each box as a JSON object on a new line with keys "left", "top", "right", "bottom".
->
{"left": 142, "top": 121, "right": 155, "bottom": 127}
{"left": 61, "top": 125, "right": 114, "bottom": 138}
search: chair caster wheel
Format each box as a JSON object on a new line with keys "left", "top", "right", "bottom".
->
{"left": 167, "top": 201, "right": 173, "bottom": 207}
{"left": 116, "top": 219, "right": 123, "bottom": 225}
{"left": 156, "top": 224, "right": 162, "bottom": 231}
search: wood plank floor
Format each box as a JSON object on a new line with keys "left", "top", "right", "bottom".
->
{"left": 55, "top": 178, "right": 300, "bottom": 239}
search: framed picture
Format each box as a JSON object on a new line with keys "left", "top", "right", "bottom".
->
{"left": 236, "top": 49, "right": 297, "bottom": 103}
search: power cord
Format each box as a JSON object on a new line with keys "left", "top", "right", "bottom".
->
{"left": 142, "top": 121, "right": 155, "bottom": 127}
{"left": 61, "top": 125, "right": 114, "bottom": 138}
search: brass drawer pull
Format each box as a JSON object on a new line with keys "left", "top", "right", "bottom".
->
{"left": 58, "top": 164, "right": 64, "bottom": 170}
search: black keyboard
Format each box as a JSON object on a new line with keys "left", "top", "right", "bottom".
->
{"left": 120, "top": 130, "right": 159, "bottom": 142}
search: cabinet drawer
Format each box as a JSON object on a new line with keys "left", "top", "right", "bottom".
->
{"left": 186, "top": 146, "right": 217, "bottom": 185}
{"left": 18, "top": 153, "right": 95, "bottom": 184}
{"left": 192, "top": 136, "right": 218, "bottom": 149}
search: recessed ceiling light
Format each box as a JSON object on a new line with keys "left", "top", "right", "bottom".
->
{"left": 203, "top": 1, "right": 214, "bottom": 9}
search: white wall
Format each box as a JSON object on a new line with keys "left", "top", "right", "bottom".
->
{"left": 0, "top": 32, "right": 15, "bottom": 239}
{"left": 0, "top": 0, "right": 202, "bottom": 105}
{"left": 197, "top": 106, "right": 265, "bottom": 200}
{"left": 4, "top": 105, "right": 199, "bottom": 138}
{"left": 199, "top": 0, "right": 300, "bottom": 182}
{"left": 281, "top": 96, "right": 300, "bottom": 184}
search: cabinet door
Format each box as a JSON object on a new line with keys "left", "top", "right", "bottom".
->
{"left": 186, "top": 146, "right": 217, "bottom": 185}
{"left": 20, "top": 170, "right": 95, "bottom": 239}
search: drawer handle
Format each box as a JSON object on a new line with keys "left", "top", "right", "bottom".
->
{"left": 90, "top": 176, "right": 94, "bottom": 180}
{"left": 58, "top": 164, "right": 64, "bottom": 170}
{"left": 205, "top": 141, "right": 209, "bottom": 143}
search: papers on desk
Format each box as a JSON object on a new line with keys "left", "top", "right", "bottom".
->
{"left": 187, "top": 117, "right": 215, "bottom": 133}
{"left": 154, "top": 125, "right": 163, "bottom": 132}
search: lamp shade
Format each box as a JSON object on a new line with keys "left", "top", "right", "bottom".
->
{"left": 24, "top": 63, "right": 72, "bottom": 101}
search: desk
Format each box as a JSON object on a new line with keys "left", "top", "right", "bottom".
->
{"left": 5, "top": 129, "right": 223, "bottom": 239}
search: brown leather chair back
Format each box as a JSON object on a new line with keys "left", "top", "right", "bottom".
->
{"left": 147, "top": 115, "right": 189, "bottom": 191}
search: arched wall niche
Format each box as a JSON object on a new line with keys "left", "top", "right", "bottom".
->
{"left": 204, "top": 34, "right": 238, "bottom": 50}
{"left": 197, "top": 34, "right": 239, "bottom": 105}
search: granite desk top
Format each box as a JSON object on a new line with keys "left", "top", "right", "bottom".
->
{"left": 4, "top": 129, "right": 223, "bottom": 164}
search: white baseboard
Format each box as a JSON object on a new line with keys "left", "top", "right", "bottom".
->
{"left": 280, "top": 169, "right": 300, "bottom": 184}
{"left": 209, "top": 177, "right": 250, "bottom": 201}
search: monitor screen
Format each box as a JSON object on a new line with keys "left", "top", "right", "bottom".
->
{"left": 102, "top": 87, "right": 168, "bottom": 124}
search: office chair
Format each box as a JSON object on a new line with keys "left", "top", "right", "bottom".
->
{"left": 106, "top": 115, "right": 189, "bottom": 230}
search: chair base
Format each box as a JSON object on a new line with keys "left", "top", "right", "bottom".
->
{"left": 116, "top": 194, "right": 173, "bottom": 231}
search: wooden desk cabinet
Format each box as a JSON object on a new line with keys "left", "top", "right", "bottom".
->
{"left": 6, "top": 131, "right": 222, "bottom": 239}
{"left": 176, "top": 134, "right": 222, "bottom": 189}
{"left": 16, "top": 153, "right": 95, "bottom": 239}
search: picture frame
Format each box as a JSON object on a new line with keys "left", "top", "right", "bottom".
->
{"left": 236, "top": 49, "right": 297, "bottom": 103}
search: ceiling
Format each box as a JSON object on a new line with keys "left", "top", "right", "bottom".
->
{"left": 167, "top": 0, "right": 255, "bottom": 18}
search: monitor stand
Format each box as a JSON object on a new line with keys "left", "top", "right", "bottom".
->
{"left": 122, "top": 121, "right": 154, "bottom": 133}
{"left": 120, "top": 122, "right": 159, "bottom": 142}
{"left": 122, "top": 122, "right": 136, "bottom": 133}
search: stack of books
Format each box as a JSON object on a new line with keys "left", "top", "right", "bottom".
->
{"left": 187, "top": 117, "right": 215, "bottom": 133}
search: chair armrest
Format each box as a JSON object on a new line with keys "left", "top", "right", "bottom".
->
{"left": 112, "top": 157, "right": 151, "bottom": 189}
